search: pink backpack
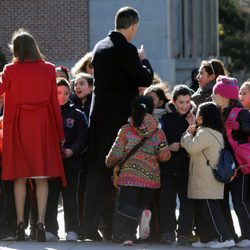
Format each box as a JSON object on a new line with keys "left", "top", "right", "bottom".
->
{"left": 226, "top": 107, "right": 250, "bottom": 174}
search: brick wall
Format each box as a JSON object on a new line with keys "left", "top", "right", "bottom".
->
{"left": 0, "top": 0, "right": 89, "bottom": 64}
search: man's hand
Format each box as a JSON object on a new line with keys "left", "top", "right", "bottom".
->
{"left": 138, "top": 44, "right": 146, "bottom": 60}
{"left": 64, "top": 148, "right": 74, "bottom": 158}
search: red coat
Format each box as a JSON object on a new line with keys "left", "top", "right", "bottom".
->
{"left": 0, "top": 60, "right": 66, "bottom": 185}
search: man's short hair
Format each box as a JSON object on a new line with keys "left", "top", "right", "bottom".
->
{"left": 115, "top": 6, "right": 139, "bottom": 29}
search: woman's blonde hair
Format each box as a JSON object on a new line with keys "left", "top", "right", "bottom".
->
{"left": 9, "top": 28, "right": 44, "bottom": 62}
{"left": 71, "top": 52, "right": 92, "bottom": 76}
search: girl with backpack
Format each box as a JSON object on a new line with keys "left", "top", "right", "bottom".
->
{"left": 181, "top": 102, "right": 235, "bottom": 249}
{"left": 212, "top": 76, "right": 250, "bottom": 248}
{"left": 105, "top": 95, "right": 171, "bottom": 246}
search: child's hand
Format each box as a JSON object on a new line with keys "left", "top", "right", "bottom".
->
{"left": 113, "top": 165, "right": 119, "bottom": 189}
{"left": 186, "top": 125, "right": 196, "bottom": 135}
{"left": 169, "top": 142, "right": 181, "bottom": 152}
{"left": 64, "top": 148, "right": 73, "bottom": 158}
{"left": 225, "top": 120, "right": 239, "bottom": 131}
{"left": 186, "top": 112, "right": 196, "bottom": 126}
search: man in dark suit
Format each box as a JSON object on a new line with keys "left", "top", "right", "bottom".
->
{"left": 82, "top": 6, "right": 154, "bottom": 240}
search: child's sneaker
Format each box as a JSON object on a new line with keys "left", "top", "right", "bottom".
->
{"left": 139, "top": 209, "right": 151, "bottom": 239}
{"left": 209, "top": 239, "right": 235, "bottom": 248}
{"left": 177, "top": 235, "right": 191, "bottom": 245}
{"left": 66, "top": 231, "right": 78, "bottom": 241}
{"left": 236, "top": 239, "right": 250, "bottom": 247}
{"left": 159, "top": 232, "right": 176, "bottom": 244}
{"left": 122, "top": 240, "right": 134, "bottom": 246}
{"left": 192, "top": 240, "right": 215, "bottom": 248}
{"left": 45, "top": 231, "right": 59, "bottom": 242}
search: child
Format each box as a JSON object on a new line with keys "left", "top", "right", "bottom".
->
{"left": 181, "top": 102, "right": 235, "bottom": 249}
{"left": 45, "top": 78, "right": 88, "bottom": 241}
{"left": 144, "top": 85, "right": 169, "bottom": 128}
{"left": 212, "top": 76, "right": 250, "bottom": 248}
{"left": 239, "top": 81, "right": 250, "bottom": 110}
{"left": 239, "top": 80, "right": 250, "bottom": 219}
{"left": 56, "top": 66, "right": 70, "bottom": 81}
{"left": 192, "top": 59, "right": 227, "bottom": 107}
{"left": 159, "top": 85, "right": 195, "bottom": 245}
{"left": 105, "top": 96, "right": 171, "bottom": 246}
{"left": 143, "top": 85, "right": 169, "bottom": 241}
{"left": 70, "top": 72, "right": 93, "bottom": 239}
{"left": 71, "top": 72, "right": 93, "bottom": 120}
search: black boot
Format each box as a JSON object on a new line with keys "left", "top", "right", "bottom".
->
{"left": 36, "top": 223, "right": 46, "bottom": 242}
{"left": 16, "top": 221, "right": 25, "bottom": 241}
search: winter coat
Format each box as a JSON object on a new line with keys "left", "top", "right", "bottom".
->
{"left": 106, "top": 114, "right": 171, "bottom": 189}
{"left": 0, "top": 60, "right": 66, "bottom": 185}
{"left": 61, "top": 102, "right": 88, "bottom": 171}
{"left": 88, "top": 30, "right": 154, "bottom": 169}
{"left": 192, "top": 80, "right": 216, "bottom": 107}
{"left": 223, "top": 101, "right": 250, "bottom": 146}
{"left": 181, "top": 127, "right": 224, "bottom": 199}
{"left": 90, "top": 31, "right": 153, "bottom": 134}
{"left": 70, "top": 92, "right": 92, "bottom": 120}
{"left": 161, "top": 102, "right": 192, "bottom": 177}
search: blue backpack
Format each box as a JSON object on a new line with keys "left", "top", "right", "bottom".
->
{"left": 202, "top": 131, "right": 237, "bottom": 183}
{"left": 203, "top": 148, "right": 236, "bottom": 183}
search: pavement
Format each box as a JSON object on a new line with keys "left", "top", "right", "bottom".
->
{"left": 0, "top": 240, "right": 245, "bottom": 250}
{"left": 0, "top": 208, "right": 243, "bottom": 250}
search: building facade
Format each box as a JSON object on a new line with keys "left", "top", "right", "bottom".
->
{"left": 0, "top": 0, "right": 218, "bottom": 85}
{"left": 0, "top": 0, "right": 89, "bottom": 68}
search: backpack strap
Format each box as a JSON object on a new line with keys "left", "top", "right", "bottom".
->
{"left": 226, "top": 107, "right": 242, "bottom": 149}
{"left": 202, "top": 130, "right": 223, "bottom": 170}
{"left": 117, "top": 128, "right": 157, "bottom": 175}
{"left": 206, "top": 130, "right": 223, "bottom": 148}
{"left": 227, "top": 107, "right": 242, "bottom": 122}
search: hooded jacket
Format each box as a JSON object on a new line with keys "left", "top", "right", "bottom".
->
{"left": 160, "top": 102, "right": 194, "bottom": 177}
{"left": 61, "top": 101, "right": 88, "bottom": 171}
{"left": 106, "top": 114, "right": 171, "bottom": 188}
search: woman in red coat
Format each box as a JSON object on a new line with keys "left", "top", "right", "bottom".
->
{"left": 0, "top": 29, "right": 66, "bottom": 241}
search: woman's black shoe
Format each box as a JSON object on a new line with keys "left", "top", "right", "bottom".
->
{"left": 16, "top": 221, "right": 25, "bottom": 241}
{"left": 36, "top": 223, "right": 46, "bottom": 242}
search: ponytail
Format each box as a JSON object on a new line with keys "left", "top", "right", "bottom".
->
{"left": 131, "top": 96, "right": 154, "bottom": 127}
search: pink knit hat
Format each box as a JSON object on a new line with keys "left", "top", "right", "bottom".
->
{"left": 213, "top": 75, "right": 239, "bottom": 100}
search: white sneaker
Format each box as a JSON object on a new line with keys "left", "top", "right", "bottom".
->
{"left": 45, "top": 231, "right": 59, "bottom": 242}
{"left": 192, "top": 241, "right": 215, "bottom": 248}
{"left": 122, "top": 240, "right": 134, "bottom": 246}
{"left": 236, "top": 239, "right": 250, "bottom": 247}
{"left": 66, "top": 231, "right": 77, "bottom": 241}
{"left": 209, "top": 239, "right": 235, "bottom": 248}
{"left": 139, "top": 209, "right": 151, "bottom": 239}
